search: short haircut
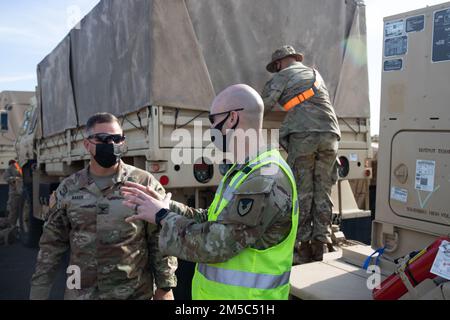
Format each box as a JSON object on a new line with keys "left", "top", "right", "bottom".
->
{"left": 85, "top": 113, "right": 121, "bottom": 134}
{"left": 8, "top": 160, "right": 16, "bottom": 166}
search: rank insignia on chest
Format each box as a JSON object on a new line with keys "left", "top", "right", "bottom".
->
{"left": 59, "top": 185, "right": 68, "bottom": 196}
{"left": 97, "top": 203, "right": 109, "bottom": 215}
{"left": 238, "top": 198, "right": 254, "bottom": 216}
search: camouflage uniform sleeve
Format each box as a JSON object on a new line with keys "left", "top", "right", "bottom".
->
{"left": 2, "top": 168, "right": 8, "bottom": 181}
{"left": 30, "top": 188, "right": 70, "bottom": 300}
{"left": 146, "top": 222, "right": 178, "bottom": 288}
{"left": 135, "top": 168, "right": 208, "bottom": 222}
{"left": 3, "top": 167, "right": 12, "bottom": 182}
{"left": 159, "top": 166, "right": 292, "bottom": 264}
{"left": 261, "top": 74, "right": 288, "bottom": 114}
{"left": 146, "top": 173, "right": 166, "bottom": 197}
{"left": 169, "top": 200, "right": 209, "bottom": 223}
{"left": 143, "top": 174, "right": 178, "bottom": 289}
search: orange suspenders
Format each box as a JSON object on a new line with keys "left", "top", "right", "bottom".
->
{"left": 283, "top": 70, "right": 320, "bottom": 111}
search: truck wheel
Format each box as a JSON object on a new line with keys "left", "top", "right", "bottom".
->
{"left": 19, "top": 191, "right": 43, "bottom": 248}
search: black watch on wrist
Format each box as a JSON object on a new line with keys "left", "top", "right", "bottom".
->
{"left": 155, "top": 208, "right": 170, "bottom": 228}
{"left": 159, "top": 287, "right": 173, "bottom": 292}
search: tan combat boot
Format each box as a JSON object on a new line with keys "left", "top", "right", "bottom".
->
{"left": 294, "top": 241, "right": 312, "bottom": 265}
{"left": 311, "top": 240, "right": 325, "bottom": 262}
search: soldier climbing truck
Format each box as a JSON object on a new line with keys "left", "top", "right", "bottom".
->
{"left": 290, "top": 2, "right": 450, "bottom": 300}
{"left": 16, "top": 0, "right": 373, "bottom": 298}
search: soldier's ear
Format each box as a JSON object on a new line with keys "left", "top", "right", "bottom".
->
{"left": 230, "top": 111, "right": 239, "bottom": 125}
{"left": 83, "top": 139, "right": 91, "bottom": 153}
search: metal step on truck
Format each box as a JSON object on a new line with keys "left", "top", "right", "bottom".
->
{"left": 290, "top": 2, "right": 450, "bottom": 300}
{"left": 15, "top": 0, "right": 373, "bottom": 298}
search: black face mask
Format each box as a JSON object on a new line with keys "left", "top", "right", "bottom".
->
{"left": 93, "top": 143, "right": 121, "bottom": 168}
{"left": 210, "top": 113, "right": 239, "bottom": 152}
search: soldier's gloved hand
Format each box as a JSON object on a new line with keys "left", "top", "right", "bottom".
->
{"left": 122, "top": 183, "right": 171, "bottom": 224}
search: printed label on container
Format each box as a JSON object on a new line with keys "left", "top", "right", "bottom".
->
{"left": 415, "top": 160, "right": 435, "bottom": 192}
{"left": 391, "top": 187, "right": 408, "bottom": 203}
{"left": 406, "top": 15, "right": 425, "bottom": 33}
{"left": 385, "top": 20, "right": 405, "bottom": 38}
{"left": 430, "top": 240, "right": 450, "bottom": 280}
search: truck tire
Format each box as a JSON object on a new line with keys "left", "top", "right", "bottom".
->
{"left": 19, "top": 187, "right": 43, "bottom": 248}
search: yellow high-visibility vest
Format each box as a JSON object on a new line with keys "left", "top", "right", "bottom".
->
{"left": 192, "top": 149, "right": 299, "bottom": 300}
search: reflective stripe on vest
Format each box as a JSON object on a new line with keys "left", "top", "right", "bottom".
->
{"left": 197, "top": 264, "right": 291, "bottom": 290}
{"left": 283, "top": 69, "right": 320, "bottom": 111}
{"left": 221, "top": 156, "right": 286, "bottom": 202}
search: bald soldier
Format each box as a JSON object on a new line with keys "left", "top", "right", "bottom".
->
{"left": 30, "top": 113, "right": 177, "bottom": 300}
{"left": 262, "top": 45, "right": 341, "bottom": 264}
{"left": 122, "top": 84, "right": 299, "bottom": 300}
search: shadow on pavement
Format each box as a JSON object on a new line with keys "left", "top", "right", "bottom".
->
{"left": 0, "top": 243, "right": 68, "bottom": 300}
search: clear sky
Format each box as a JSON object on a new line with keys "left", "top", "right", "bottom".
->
{"left": 0, "top": 0, "right": 447, "bottom": 135}
{"left": 0, "top": 0, "right": 99, "bottom": 89}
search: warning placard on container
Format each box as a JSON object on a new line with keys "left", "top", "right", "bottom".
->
{"left": 384, "top": 19, "right": 408, "bottom": 57}
{"left": 415, "top": 160, "right": 435, "bottom": 192}
{"left": 430, "top": 240, "right": 450, "bottom": 280}
{"left": 406, "top": 15, "right": 425, "bottom": 33}
{"left": 391, "top": 186, "right": 408, "bottom": 203}
{"left": 385, "top": 36, "right": 408, "bottom": 57}
{"left": 385, "top": 20, "right": 405, "bottom": 38}
{"left": 384, "top": 59, "right": 403, "bottom": 71}
{"left": 432, "top": 8, "right": 450, "bottom": 62}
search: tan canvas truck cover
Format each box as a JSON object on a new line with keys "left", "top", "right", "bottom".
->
{"left": 37, "top": 0, "right": 369, "bottom": 138}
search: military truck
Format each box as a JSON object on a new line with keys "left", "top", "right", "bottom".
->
{"left": 290, "top": 2, "right": 450, "bottom": 300}
{"left": 0, "top": 91, "right": 34, "bottom": 215}
{"left": 16, "top": 0, "right": 373, "bottom": 298}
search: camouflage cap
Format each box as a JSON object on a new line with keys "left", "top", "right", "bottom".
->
{"left": 266, "top": 45, "right": 304, "bottom": 73}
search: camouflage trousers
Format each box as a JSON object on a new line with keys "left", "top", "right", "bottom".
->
{"left": 6, "top": 192, "right": 21, "bottom": 227}
{"left": 286, "top": 132, "right": 339, "bottom": 244}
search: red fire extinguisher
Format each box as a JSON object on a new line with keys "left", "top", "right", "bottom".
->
{"left": 373, "top": 236, "right": 450, "bottom": 300}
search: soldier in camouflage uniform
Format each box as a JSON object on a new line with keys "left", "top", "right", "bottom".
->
{"left": 2, "top": 160, "right": 22, "bottom": 227}
{"left": 262, "top": 45, "right": 341, "bottom": 263}
{"left": 122, "top": 84, "right": 297, "bottom": 299}
{"left": 30, "top": 113, "right": 177, "bottom": 300}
